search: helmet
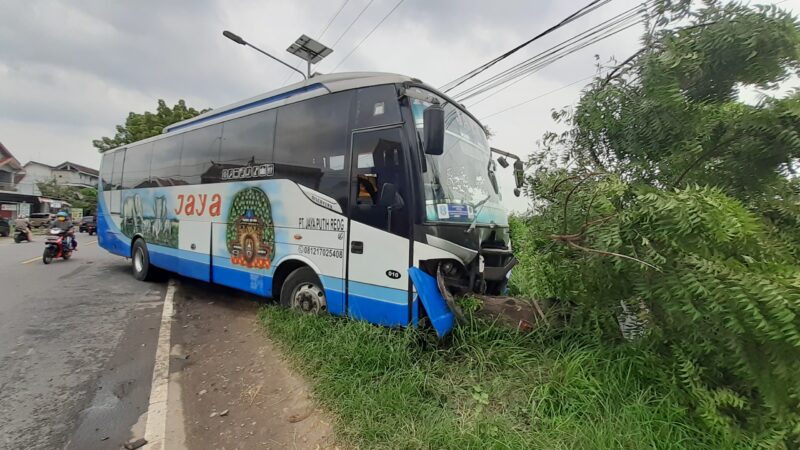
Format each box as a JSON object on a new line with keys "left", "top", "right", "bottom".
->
{"left": 18, "top": 214, "right": 26, "bottom": 219}
{"left": 56, "top": 211, "right": 68, "bottom": 217}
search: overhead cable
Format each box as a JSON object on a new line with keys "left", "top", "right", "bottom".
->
{"left": 330, "top": 0, "right": 405, "bottom": 72}
{"left": 439, "top": 0, "right": 615, "bottom": 93}
{"left": 455, "top": 3, "right": 650, "bottom": 103}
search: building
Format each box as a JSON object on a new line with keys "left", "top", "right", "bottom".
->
{"left": 0, "top": 142, "right": 22, "bottom": 192}
{"left": 17, "top": 160, "right": 99, "bottom": 195}
{"left": 0, "top": 142, "right": 41, "bottom": 219}
{"left": 52, "top": 161, "right": 99, "bottom": 188}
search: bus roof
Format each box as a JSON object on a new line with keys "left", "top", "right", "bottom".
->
{"left": 164, "top": 72, "right": 421, "bottom": 133}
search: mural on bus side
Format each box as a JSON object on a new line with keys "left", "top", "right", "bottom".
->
{"left": 121, "top": 193, "right": 180, "bottom": 248}
{"left": 226, "top": 187, "right": 275, "bottom": 269}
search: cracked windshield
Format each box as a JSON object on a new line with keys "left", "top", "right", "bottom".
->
{"left": 411, "top": 95, "right": 507, "bottom": 226}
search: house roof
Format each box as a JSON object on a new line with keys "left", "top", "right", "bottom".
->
{"left": 0, "top": 142, "right": 22, "bottom": 171}
{"left": 23, "top": 161, "right": 55, "bottom": 169}
{"left": 55, "top": 161, "right": 99, "bottom": 176}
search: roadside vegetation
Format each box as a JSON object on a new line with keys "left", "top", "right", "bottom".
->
{"left": 262, "top": 1, "right": 800, "bottom": 448}
{"left": 261, "top": 307, "right": 735, "bottom": 449}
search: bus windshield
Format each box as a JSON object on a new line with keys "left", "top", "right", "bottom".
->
{"left": 410, "top": 91, "right": 508, "bottom": 226}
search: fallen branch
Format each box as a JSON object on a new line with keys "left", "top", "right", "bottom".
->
{"left": 565, "top": 240, "right": 662, "bottom": 271}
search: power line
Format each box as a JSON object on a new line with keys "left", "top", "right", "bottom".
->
{"left": 456, "top": 4, "right": 648, "bottom": 104}
{"left": 328, "top": 0, "right": 376, "bottom": 49}
{"left": 479, "top": 75, "right": 595, "bottom": 120}
{"left": 318, "top": 0, "right": 352, "bottom": 40}
{"left": 453, "top": 1, "right": 650, "bottom": 103}
{"left": 439, "top": 0, "right": 615, "bottom": 93}
{"left": 330, "top": 0, "right": 405, "bottom": 72}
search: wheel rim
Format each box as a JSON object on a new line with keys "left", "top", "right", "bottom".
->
{"left": 134, "top": 248, "right": 144, "bottom": 273}
{"left": 290, "top": 283, "right": 326, "bottom": 314}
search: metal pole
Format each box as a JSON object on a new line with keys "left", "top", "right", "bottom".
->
{"left": 244, "top": 42, "right": 307, "bottom": 80}
{"left": 307, "top": 60, "right": 311, "bottom": 78}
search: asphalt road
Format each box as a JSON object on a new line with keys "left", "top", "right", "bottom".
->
{"left": 0, "top": 233, "right": 167, "bottom": 450}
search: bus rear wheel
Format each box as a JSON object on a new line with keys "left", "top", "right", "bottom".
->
{"left": 280, "top": 267, "right": 327, "bottom": 315}
{"left": 132, "top": 239, "right": 156, "bottom": 281}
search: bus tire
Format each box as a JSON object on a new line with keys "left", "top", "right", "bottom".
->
{"left": 280, "top": 267, "right": 327, "bottom": 315}
{"left": 132, "top": 239, "right": 156, "bottom": 282}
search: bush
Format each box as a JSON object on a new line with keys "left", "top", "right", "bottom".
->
{"left": 510, "top": 181, "right": 800, "bottom": 444}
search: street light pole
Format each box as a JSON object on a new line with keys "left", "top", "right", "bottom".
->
{"left": 222, "top": 30, "right": 307, "bottom": 80}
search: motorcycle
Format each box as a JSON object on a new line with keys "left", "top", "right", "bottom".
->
{"left": 14, "top": 228, "right": 31, "bottom": 243}
{"left": 43, "top": 228, "right": 73, "bottom": 264}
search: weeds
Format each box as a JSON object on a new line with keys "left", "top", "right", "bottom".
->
{"left": 259, "top": 307, "right": 746, "bottom": 449}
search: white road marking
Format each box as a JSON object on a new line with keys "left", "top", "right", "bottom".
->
{"left": 143, "top": 279, "right": 176, "bottom": 450}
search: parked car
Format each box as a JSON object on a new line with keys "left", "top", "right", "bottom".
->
{"left": 29, "top": 213, "right": 53, "bottom": 228}
{"left": 0, "top": 218, "right": 9, "bottom": 237}
{"left": 79, "top": 215, "right": 96, "bottom": 235}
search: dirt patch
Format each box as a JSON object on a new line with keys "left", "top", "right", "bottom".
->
{"left": 171, "top": 279, "right": 335, "bottom": 449}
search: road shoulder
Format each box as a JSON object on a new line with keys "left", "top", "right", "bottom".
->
{"left": 169, "top": 279, "right": 335, "bottom": 449}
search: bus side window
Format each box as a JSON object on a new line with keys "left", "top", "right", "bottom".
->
{"left": 219, "top": 109, "right": 276, "bottom": 178}
{"left": 111, "top": 149, "right": 125, "bottom": 190}
{"left": 274, "top": 92, "right": 352, "bottom": 210}
{"left": 100, "top": 152, "right": 114, "bottom": 189}
{"left": 179, "top": 123, "right": 222, "bottom": 185}
{"left": 150, "top": 135, "right": 183, "bottom": 187}
{"left": 121, "top": 143, "right": 153, "bottom": 189}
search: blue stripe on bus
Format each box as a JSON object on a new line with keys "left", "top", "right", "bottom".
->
{"left": 166, "top": 83, "right": 326, "bottom": 133}
{"left": 99, "top": 195, "right": 415, "bottom": 327}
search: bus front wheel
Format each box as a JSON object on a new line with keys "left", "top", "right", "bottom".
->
{"left": 280, "top": 267, "right": 327, "bottom": 315}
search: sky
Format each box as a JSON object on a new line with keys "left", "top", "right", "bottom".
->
{"left": 1, "top": 0, "right": 798, "bottom": 211}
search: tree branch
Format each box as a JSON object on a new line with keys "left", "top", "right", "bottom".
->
{"left": 564, "top": 240, "right": 662, "bottom": 272}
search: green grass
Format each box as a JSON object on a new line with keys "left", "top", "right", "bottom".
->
{"left": 258, "top": 307, "right": 747, "bottom": 450}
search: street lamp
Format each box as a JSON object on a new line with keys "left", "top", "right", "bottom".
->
{"left": 222, "top": 30, "right": 307, "bottom": 80}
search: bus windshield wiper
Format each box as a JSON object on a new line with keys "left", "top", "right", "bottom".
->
{"left": 466, "top": 194, "right": 492, "bottom": 233}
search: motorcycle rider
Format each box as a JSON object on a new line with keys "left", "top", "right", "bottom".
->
{"left": 51, "top": 211, "right": 77, "bottom": 250}
{"left": 14, "top": 214, "right": 33, "bottom": 242}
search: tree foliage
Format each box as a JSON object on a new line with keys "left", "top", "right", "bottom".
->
{"left": 37, "top": 179, "right": 97, "bottom": 214}
{"left": 92, "top": 99, "right": 209, "bottom": 152}
{"left": 512, "top": 1, "right": 800, "bottom": 444}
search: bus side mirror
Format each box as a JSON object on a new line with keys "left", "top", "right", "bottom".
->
{"left": 423, "top": 104, "right": 445, "bottom": 155}
{"left": 513, "top": 159, "right": 524, "bottom": 197}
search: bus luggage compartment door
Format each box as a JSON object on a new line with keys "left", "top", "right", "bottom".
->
{"left": 178, "top": 219, "right": 211, "bottom": 282}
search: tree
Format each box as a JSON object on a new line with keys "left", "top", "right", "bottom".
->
{"left": 37, "top": 180, "right": 97, "bottom": 215}
{"left": 513, "top": 1, "right": 800, "bottom": 444}
{"left": 92, "top": 99, "right": 210, "bottom": 152}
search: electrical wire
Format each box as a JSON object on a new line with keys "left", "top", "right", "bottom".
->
{"left": 453, "top": 1, "right": 651, "bottom": 103}
{"left": 439, "top": 0, "right": 615, "bottom": 93}
{"left": 479, "top": 75, "right": 595, "bottom": 120}
{"left": 455, "top": 1, "right": 647, "bottom": 101}
{"left": 329, "top": 0, "right": 405, "bottom": 72}
{"left": 318, "top": 0, "right": 352, "bottom": 40}
{"left": 328, "top": 0, "right": 376, "bottom": 49}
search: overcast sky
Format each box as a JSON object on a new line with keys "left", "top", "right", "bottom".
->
{"left": 1, "top": 0, "right": 797, "bottom": 210}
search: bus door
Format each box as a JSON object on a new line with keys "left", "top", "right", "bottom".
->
{"left": 347, "top": 127, "right": 412, "bottom": 325}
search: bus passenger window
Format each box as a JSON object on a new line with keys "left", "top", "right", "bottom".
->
{"left": 121, "top": 143, "right": 153, "bottom": 189}
{"left": 219, "top": 109, "right": 276, "bottom": 179}
{"left": 274, "top": 91, "right": 352, "bottom": 210}
{"left": 179, "top": 123, "right": 222, "bottom": 184}
{"left": 150, "top": 135, "right": 183, "bottom": 186}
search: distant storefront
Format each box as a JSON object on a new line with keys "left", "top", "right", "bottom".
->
{"left": 0, "top": 191, "right": 69, "bottom": 220}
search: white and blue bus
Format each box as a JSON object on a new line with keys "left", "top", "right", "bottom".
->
{"left": 97, "top": 72, "right": 522, "bottom": 335}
